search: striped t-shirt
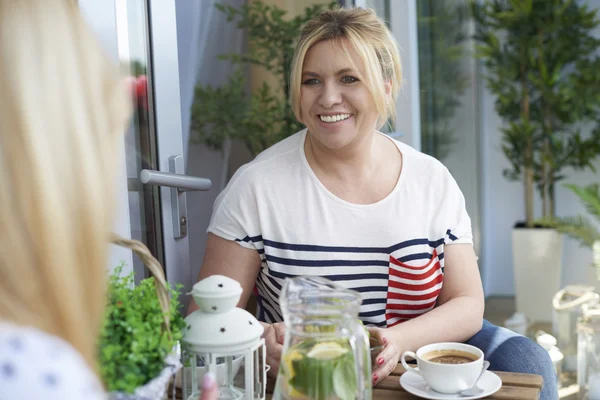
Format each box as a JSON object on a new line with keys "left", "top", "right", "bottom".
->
{"left": 207, "top": 129, "right": 472, "bottom": 328}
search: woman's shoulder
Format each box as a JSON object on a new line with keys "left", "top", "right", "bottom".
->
{"left": 226, "top": 129, "right": 307, "bottom": 187}
{"left": 389, "top": 136, "right": 453, "bottom": 180}
{"left": 0, "top": 322, "right": 106, "bottom": 400}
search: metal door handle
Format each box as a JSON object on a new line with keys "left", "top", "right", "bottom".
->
{"left": 139, "top": 155, "right": 212, "bottom": 239}
{"left": 140, "top": 170, "right": 212, "bottom": 191}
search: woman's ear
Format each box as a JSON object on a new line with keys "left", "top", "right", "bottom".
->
{"left": 384, "top": 80, "right": 392, "bottom": 102}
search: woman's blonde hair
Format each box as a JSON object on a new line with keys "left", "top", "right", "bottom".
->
{"left": 290, "top": 7, "right": 402, "bottom": 129}
{"left": 0, "top": 0, "right": 130, "bottom": 372}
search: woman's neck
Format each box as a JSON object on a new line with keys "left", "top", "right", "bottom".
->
{"left": 304, "top": 130, "right": 380, "bottom": 183}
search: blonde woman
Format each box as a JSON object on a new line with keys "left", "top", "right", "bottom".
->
{"left": 0, "top": 0, "right": 130, "bottom": 398}
{"left": 194, "top": 7, "right": 558, "bottom": 399}
{"left": 0, "top": 1, "right": 226, "bottom": 400}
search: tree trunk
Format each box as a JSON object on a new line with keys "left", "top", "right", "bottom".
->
{"left": 525, "top": 167, "right": 535, "bottom": 227}
{"left": 521, "top": 56, "right": 533, "bottom": 227}
{"left": 549, "top": 179, "right": 555, "bottom": 218}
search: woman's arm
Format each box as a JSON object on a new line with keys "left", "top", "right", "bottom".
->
{"left": 188, "top": 233, "right": 262, "bottom": 314}
{"left": 188, "top": 233, "right": 284, "bottom": 376}
{"left": 371, "top": 243, "right": 484, "bottom": 385}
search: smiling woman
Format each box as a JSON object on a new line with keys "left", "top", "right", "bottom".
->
{"left": 192, "top": 6, "right": 558, "bottom": 399}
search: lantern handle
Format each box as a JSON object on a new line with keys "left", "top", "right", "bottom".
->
{"left": 553, "top": 286, "right": 598, "bottom": 311}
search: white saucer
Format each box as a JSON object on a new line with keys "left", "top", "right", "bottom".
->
{"left": 399, "top": 370, "right": 502, "bottom": 400}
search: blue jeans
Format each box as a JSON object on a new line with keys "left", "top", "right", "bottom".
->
{"left": 466, "top": 319, "right": 558, "bottom": 400}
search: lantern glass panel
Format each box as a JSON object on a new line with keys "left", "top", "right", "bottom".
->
{"left": 577, "top": 311, "right": 600, "bottom": 400}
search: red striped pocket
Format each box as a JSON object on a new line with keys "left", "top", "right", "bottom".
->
{"left": 385, "top": 250, "right": 443, "bottom": 327}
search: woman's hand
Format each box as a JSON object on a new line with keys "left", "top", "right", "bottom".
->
{"left": 368, "top": 327, "right": 400, "bottom": 386}
{"left": 261, "top": 322, "right": 286, "bottom": 378}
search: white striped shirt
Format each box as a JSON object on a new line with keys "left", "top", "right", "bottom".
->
{"left": 208, "top": 130, "right": 472, "bottom": 327}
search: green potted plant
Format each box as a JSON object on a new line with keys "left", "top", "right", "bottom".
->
{"left": 190, "top": 0, "right": 338, "bottom": 158}
{"left": 99, "top": 236, "right": 186, "bottom": 399}
{"left": 472, "top": 0, "right": 600, "bottom": 322}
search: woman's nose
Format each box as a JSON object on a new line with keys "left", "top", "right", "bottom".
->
{"left": 318, "top": 83, "right": 342, "bottom": 108}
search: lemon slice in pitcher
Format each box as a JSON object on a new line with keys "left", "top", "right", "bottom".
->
{"left": 307, "top": 342, "right": 349, "bottom": 360}
{"left": 283, "top": 349, "right": 304, "bottom": 378}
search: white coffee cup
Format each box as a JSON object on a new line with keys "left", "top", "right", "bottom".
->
{"left": 401, "top": 342, "right": 484, "bottom": 394}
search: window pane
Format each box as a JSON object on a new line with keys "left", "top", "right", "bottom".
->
{"left": 417, "top": 0, "right": 480, "bottom": 253}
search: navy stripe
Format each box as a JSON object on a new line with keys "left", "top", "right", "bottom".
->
{"left": 266, "top": 254, "right": 389, "bottom": 267}
{"left": 257, "top": 275, "right": 280, "bottom": 302}
{"left": 257, "top": 248, "right": 265, "bottom": 255}
{"left": 263, "top": 237, "right": 445, "bottom": 253}
{"left": 266, "top": 267, "right": 388, "bottom": 281}
{"left": 446, "top": 229, "right": 458, "bottom": 241}
{"left": 262, "top": 306, "right": 276, "bottom": 324}
{"left": 352, "top": 286, "right": 389, "bottom": 293}
{"left": 325, "top": 273, "right": 389, "bottom": 281}
{"left": 361, "top": 298, "right": 387, "bottom": 305}
{"left": 235, "top": 235, "right": 263, "bottom": 243}
{"left": 265, "top": 253, "right": 437, "bottom": 269}
{"left": 389, "top": 238, "right": 445, "bottom": 253}
{"left": 256, "top": 295, "right": 265, "bottom": 321}
{"left": 264, "top": 273, "right": 283, "bottom": 291}
{"left": 359, "top": 310, "right": 385, "bottom": 318}
{"left": 365, "top": 320, "right": 387, "bottom": 327}
{"left": 398, "top": 252, "right": 436, "bottom": 263}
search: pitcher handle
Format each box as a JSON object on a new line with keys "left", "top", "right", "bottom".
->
{"left": 348, "top": 321, "right": 370, "bottom": 400}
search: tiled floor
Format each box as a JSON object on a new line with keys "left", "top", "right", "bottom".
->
{"left": 484, "top": 296, "right": 552, "bottom": 334}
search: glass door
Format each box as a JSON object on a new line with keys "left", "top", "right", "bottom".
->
{"left": 348, "top": 0, "right": 481, "bottom": 257}
{"left": 79, "top": 0, "right": 210, "bottom": 296}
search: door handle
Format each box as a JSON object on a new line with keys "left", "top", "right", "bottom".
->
{"left": 139, "top": 155, "right": 212, "bottom": 239}
{"left": 139, "top": 170, "right": 212, "bottom": 191}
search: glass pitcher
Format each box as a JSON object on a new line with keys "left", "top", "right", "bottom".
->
{"left": 273, "top": 276, "right": 371, "bottom": 400}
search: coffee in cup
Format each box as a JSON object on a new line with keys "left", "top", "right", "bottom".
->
{"left": 401, "top": 342, "right": 484, "bottom": 394}
{"left": 422, "top": 349, "right": 480, "bottom": 364}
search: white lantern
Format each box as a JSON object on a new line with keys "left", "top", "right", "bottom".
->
{"left": 552, "top": 285, "right": 598, "bottom": 375}
{"left": 577, "top": 303, "right": 600, "bottom": 400}
{"left": 180, "top": 275, "right": 268, "bottom": 400}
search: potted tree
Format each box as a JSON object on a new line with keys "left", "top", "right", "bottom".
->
{"left": 190, "top": 0, "right": 338, "bottom": 157}
{"left": 472, "top": 0, "right": 600, "bottom": 322}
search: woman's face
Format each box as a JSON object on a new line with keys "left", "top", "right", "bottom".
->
{"left": 300, "top": 39, "right": 385, "bottom": 151}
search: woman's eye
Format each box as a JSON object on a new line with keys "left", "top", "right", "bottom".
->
{"left": 302, "top": 78, "right": 320, "bottom": 85}
{"left": 341, "top": 76, "right": 359, "bottom": 84}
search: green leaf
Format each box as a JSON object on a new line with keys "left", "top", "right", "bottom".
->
{"left": 565, "top": 184, "right": 600, "bottom": 221}
{"left": 333, "top": 357, "right": 357, "bottom": 400}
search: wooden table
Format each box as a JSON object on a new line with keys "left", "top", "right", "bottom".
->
{"left": 265, "top": 363, "right": 543, "bottom": 400}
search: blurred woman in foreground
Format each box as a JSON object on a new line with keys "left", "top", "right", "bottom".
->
{"left": 0, "top": 1, "right": 221, "bottom": 399}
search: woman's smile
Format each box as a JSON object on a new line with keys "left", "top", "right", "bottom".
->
{"left": 317, "top": 113, "right": 354, "bottom": 128}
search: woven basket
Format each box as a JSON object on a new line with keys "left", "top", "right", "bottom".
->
{"left": 106, "top": 234, "right": 182, "bottom": 400}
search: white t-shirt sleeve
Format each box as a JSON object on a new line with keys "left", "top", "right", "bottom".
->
{"left": 207, "top": 166, "right": 260, "bottom": 251}
{"left": 0, "top": 323, "right": 106, "bottom": 400}
{"left": 441, "top": 167, "right": 473, "bottom": 245}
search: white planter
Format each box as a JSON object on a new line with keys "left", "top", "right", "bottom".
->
{"left": 512, "top": 228, "right": 562, "bottom": 323}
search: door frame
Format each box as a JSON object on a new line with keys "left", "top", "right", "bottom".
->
{"left": 79, "top": 0, "right": 192, "bottom": 291}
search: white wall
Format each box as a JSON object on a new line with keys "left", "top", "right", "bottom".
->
{"left": 478, "top": 0, "right": 600, "bottom": 296}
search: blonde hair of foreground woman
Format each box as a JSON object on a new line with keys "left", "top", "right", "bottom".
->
{"left": 0, "top": 0, "right": 130, "bottom": 372}
{"left": 289, "top": 7, "right": 402, "bottom": 129}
